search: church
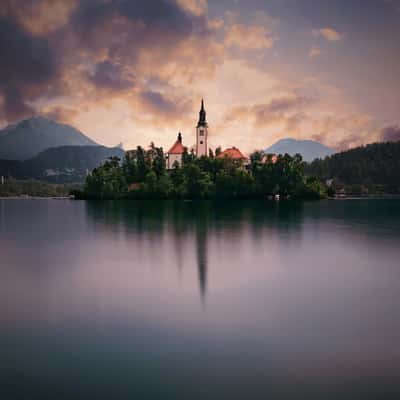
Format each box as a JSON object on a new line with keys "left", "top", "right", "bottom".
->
{"left": 166, "top": 99, "right": 247, "bottom": 169}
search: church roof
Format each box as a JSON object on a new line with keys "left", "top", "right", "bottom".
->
{"left": 168, "top": 139, "right": 185, "bottom": 154}
{"left": 217, "top": 147, "right": 247, "bottom": 160}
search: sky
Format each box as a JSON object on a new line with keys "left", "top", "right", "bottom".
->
{"left": 0, "top": 0, "right": 399, "bottom": 153}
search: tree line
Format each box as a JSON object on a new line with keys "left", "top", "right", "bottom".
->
{"left": 305, "top": 141, "right": 400, "bottom": 195}
{"left": 78, "top": 144, "right": 325, "bottom": 200}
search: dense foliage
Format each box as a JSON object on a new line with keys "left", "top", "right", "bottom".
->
{"left": 81, "top": 144, "right": 325, "bottom": 200}
{"left": 306, "top": 141, "right": 400, "bottom": 194}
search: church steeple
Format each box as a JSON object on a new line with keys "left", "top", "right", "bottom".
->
{"left": 197, "top": 98, "right": 207, "bottom": 128}
{"left": 196, "top": 98, "right": 208, "bottom": 157}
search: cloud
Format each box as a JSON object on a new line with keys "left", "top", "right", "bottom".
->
{"left": 140, "top": 91, "right": 178, "bottom": 114}
{"left": 0, "top": 15, "right": 57, "bottom": 120}
{"left": 0, "top": 0, "right": 220, "bottom": 124}
{"left": 0, "top": 0, "right": 79, "bottom": 36}
{"left": 41, "top": 105, "right": 80, "bottom": 123}
{"left": 310, "top": 113, "right": 378, "bottom": 150}
{"left": 381, "top": 125, "right": 400, "bottom": 142}
{"left": 309, "top": 47, "right": 322, "bottom": 58}
{"left": 88, "top": 61, "right": 135, "bottom": 91}
{"left": 225, "top": 24, "right": 274, "bottom": 50}
{"left": 0, "top": 0, "right": 393, "bottom": 154}
{"left": 138, "top": 90, "right": 193, "bottom": 124}
{"left": 384, "top": 0, "right": 400, "bottom": 13}
{"left": 313, "top": 28, "right": 343, "bottom": 41}
{"left": 224, "top": 94, "right": 314, "bottom": 128}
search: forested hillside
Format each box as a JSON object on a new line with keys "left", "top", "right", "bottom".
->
{"left": 306, "top": 141, "right": 400, "bottom": 194}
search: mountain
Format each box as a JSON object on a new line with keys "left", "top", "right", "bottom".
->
{"left": 0, "top": 145, "right": 125, "bottom": 183}
{"left": 265, "top": 138, "right": 334, "bottom": 162}
{"left": 0, "top": 117, "right": 98, "bottom": 160}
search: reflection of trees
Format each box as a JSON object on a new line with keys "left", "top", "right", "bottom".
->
{"left": 84, "top": 200, "right": 305, "bottom": 302}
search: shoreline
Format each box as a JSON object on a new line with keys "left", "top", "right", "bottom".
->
{"left": 1, "top": 195, "right": 400, "bottom": 201}
{"left": 0, "top": 196, "right": 74, "bottom": 200}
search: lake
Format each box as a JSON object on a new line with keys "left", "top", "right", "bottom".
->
{"left": 1, "top": 199, "right": 400, "bottom": 399}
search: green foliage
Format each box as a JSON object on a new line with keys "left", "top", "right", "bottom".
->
{"left": 84, "top": 156, "right": 127, "bottom": 199}
{"left": 82, "top": 145, "right": 325, "bottom": 200}
{"left": 305, "top": 141, "right": 400, "bottom": 194}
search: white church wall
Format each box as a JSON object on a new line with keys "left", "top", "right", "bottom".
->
{"left": 168, "top": 153, "right": 182, "bottom": 169}
{"left": 196, "top": 126, "right": 208, "bottom": 157}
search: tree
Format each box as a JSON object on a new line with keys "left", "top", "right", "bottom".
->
{"left": 84, "top": 156, "right": 126, "bottom": 199}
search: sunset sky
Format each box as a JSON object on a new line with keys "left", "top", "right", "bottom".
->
{"left": 0, "top": 0, "right": 399, "bottom": 153}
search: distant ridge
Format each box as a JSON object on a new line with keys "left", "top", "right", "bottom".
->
{"left": 0, "top": 117, "right": 98, "bottom": 160}
{"left": 265, "top": 138, "right": 334, "bottom": 162}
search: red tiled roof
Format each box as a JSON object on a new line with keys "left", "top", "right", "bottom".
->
{"left": 168, "top": 140, "right": 185, "bottom": 154}
{"left": 217, "top": 147, "right": 247, "bottom": 160}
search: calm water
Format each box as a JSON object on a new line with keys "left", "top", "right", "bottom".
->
{"left": 1, "top": 199, "right": 400, "bottom": 399}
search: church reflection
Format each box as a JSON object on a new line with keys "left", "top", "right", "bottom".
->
{"left": 84, "top": 200, "right": 304, "bottom": 304}
{"left": 195, "top": 216, "right": 208, "bottom": 304}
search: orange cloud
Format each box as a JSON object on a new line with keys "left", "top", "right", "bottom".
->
{"left": 309, "top": 47, "right": 322, "bottom": 58}
{"left": 225, "top": 24, "right": 274, "bottom": 50}
{"left": 313, "top": 27, "right": 343, "bottom": 41}
{"left": 0, "top": 0, "right": 78, "bottom": 36}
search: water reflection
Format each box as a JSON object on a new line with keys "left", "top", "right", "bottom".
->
{"left": 2, "top": 199, "right": 400, "bottom": 399}
{"left": 84, "top": 200, "right": 306, "bottom": 302}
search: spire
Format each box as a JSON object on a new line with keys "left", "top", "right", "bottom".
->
{"left": 178, "top": 132, "right": 182, "bottom": 142}
{"left": 197, "top": 98, "right": 207, "bottom": 127}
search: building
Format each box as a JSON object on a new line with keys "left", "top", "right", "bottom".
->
{"left": 166, "top": 99, "right": 249, "bottom": 167}
{"left": 167, "top": 132, "right": 185, "bottom": 169}
{"left": 217, "top": 147, "right": 247, "bottom": 161}
{"left": 196, "top": 99, "right": 208, "bottom": 157}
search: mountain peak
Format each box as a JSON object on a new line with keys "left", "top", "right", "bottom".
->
{"left": 0, "top": 117, "right": 98, "bottom": 160}
{"left": 265, "top": 137, "right": 334, "bottom": 162}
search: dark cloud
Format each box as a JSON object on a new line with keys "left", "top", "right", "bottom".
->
{"left": 0, "top": 0, "right": 210, "bottom": 123}
{"left": 381, "top": 125, "right": 400, "bottom": 142}
{"left": 117, "top": 0, "right": 198, "bottom": 34}
{"left": 70, "top": 0, "right": 207, "bottom": 57}
{"left": 89, "top": 61, "right": 135, "bottom": 91}
{"left": 224, "top": 95, "right": 314, "bottom": 128}
{"left": 140, "top": 91, "right": 178, "bottom": 114}
{"left": 0, "top": 16, "right": 57, "bottom": 120}
{"left": 1, "top": 85, "right": 35, "bottom": 121}
{"left": 0, "top": 17, "right": 55, "bottom": 83}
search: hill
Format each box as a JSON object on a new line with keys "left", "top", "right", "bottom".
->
{"left": 0, "top": 145, "right": 125, "bottom": 183}
{"left": 305, "top": 141, "right": 400, "bottom": 193}
{"left": 0, "top": 117, "right": 97, "bottom": 160}
{"left": 265, "top": 138, "right": 334, "bottom": 162}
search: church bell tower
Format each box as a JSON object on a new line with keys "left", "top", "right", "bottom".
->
{"left": 196, "top": 99, "right": 208, "bottom": 157}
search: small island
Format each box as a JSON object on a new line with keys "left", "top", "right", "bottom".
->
{"left": 76, "top": 100, "right": 325, "bottom": 200}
